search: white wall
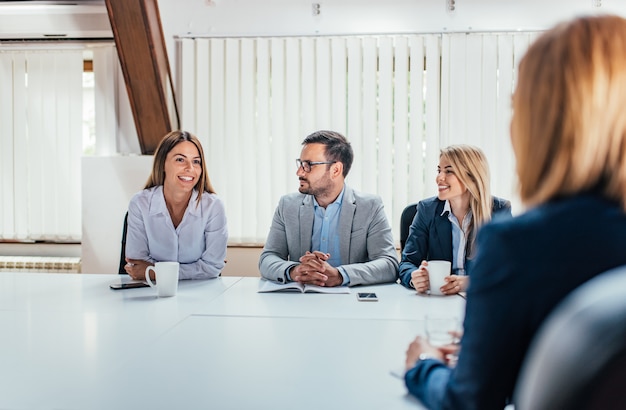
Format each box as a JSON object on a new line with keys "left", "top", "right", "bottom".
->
{"left": 81, "top": 156, "right": 153, "bottom": 274}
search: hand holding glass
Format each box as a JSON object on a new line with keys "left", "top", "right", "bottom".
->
{"left": 425, "top": 316, "right": 460, "bottom": 346}
{"left": 425, "top": 315, "right": 461, "bottom": 366}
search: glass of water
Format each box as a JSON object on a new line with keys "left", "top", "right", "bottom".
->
{"left": 425, "top": 315, "right": 462, "bottom": 366}
{"left": 425, "top": 315, "right": 461, "bottom": 347}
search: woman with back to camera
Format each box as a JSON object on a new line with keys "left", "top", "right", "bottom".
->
{"left": 399, "top": 144, "right": 511, "bottom": 294}
{"left": 124, "top": 130, "right": 228, "bottom": 280}
{"left": 403, "top": 15, "right": 626, "bottom": 409}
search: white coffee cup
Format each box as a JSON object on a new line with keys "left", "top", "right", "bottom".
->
{"left": 145, "top": 262, "right": 179, "bottom": 297}
{"left": 427, "top": 260, "right": 451, "bottom": 296}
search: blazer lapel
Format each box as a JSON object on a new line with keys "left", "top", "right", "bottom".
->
{"left": 299, "top": 195, "right": 314, "bottom": 256}
{"left": 433, "top": 201, "right": 453, "bottom": 259}
{"left": 339, "top": 186, "right": 356, "bottom": 264}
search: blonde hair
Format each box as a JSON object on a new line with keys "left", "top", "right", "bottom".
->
{"left": 145, "top": 130, "right": 215, "bottom": 206}
{"left": 440, "top": 144, "right": 492, "bottom": 256}
{"left": 512, "top": 15, "right": 626, "bottom": 210}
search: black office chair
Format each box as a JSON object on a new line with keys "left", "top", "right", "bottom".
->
{"left": 400, "top": 203, "right": 418, "bottom": 252}
{"left": 118, "top": 211, "right": 129, "bottom": 274}
{"left": 514, "top": 264, "right": 626, "bottom": 410}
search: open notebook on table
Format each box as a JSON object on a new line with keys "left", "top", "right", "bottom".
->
{"left": 257, "top": 279, "right": 350, "bottom": 294}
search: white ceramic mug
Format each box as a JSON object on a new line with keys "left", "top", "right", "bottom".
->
{"left": 427, "top": 260, "right": 451, "bottom": 296}
{"left": 145, "top": 262, "right": 179, "bottom": 297}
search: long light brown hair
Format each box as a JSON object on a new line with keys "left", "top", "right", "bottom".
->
{"left": 145, "top": 130, "right": 215, "bottom": 206}
{"left": 440, "top": 144, "right": 492, "bottom": 256}
{"left": 512, "top": 15, "right": 626, "bottom": 210}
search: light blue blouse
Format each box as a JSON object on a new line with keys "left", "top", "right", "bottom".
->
{"left": 441, "top": 200, "right": 471, "bottom": 276}
{"left": 125, "top": 186, "right": 228, "bottom": 280}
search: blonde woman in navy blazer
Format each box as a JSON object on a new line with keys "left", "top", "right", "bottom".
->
{"left": 399, "top": 145, "right": 511, "bottom": 293}
{"left": 404, "top": 15, "right": 626, "bottom": 409}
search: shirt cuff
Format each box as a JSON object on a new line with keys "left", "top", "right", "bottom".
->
{"left": 338, "top": 267, "right": 350, "bottom": 286}
{"left": 285, "top": 264, "right": 297, "bottom": 282}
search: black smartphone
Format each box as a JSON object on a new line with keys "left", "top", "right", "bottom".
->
{"left": 109, "top": 281, "right": 150, "bottom": 290}
{"left": 357, "top": 292, "right": 378, "bottom": 301}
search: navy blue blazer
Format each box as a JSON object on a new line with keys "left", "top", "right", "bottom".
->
{"left": 398, "top": 196, "right": 511, "bottom": 288}
{"left": 405, "top": 193, "right": 626, "bottom": 409}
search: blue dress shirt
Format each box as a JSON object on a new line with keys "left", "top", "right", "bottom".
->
{"left": 287, "top": 186, "right": 350, "bottom": 285}
{"left": 312, "top": 187, "right": 349, "bottom": 285}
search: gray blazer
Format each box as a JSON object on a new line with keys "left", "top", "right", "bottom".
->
{"left": 259, "top": 185, "right": 399, "bottom": 286}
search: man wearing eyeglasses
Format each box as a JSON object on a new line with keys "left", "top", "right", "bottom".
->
{"left": 259, "top": 130, "right": 399, "bottom": 287}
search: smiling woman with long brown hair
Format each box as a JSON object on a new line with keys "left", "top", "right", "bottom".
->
{"left": 124, "top": 130, "right": 228, "bottom": 281}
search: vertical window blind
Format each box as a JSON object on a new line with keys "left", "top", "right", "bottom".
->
{"left": 180, "top": 32, "right": 536, "bottom": 245}
{"left": 440, "top": 32, "right": 538, "bottom": 202}
{"left": 0, "top": 34, "right": 538, "bottom": 244}
{"left": 0, "top": 48, "right": 83, "bottom": 242}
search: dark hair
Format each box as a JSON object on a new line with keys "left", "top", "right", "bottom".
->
{"left": 145, "top": 130, "right": 215, "bottom": 206}
{"left": 301, "top": 130, "right": 354, "bottom": 177}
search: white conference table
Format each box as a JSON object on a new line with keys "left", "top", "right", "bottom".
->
{"left": 0, "top": 272, "right": 466, "bottom": 410}
{"left": 193, "top": 276, "right": 466, "bottom": 321}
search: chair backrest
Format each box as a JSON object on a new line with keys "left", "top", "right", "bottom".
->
{"left": 514, "top": 264, "right": 626, "bottom": 410}
{"left": 400, "top": 203, "right": 418, "bottom": 252}
{"left": 118, "top": 211, "right": 129, "bottom": 274}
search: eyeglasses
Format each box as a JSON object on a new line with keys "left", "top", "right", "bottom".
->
{"left": 296, "top": 159, "right": 337, "bottom": 173}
